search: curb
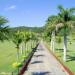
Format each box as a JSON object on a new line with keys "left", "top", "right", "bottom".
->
{"left": 43, "top": 42, "right": 74, "bottom": 75}
{"left": 18, "top": 43, "right": 39, "bottom": 75}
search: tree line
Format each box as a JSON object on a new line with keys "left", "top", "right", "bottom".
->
{"left": 0, "top": 16, "right": 39, "bottom": 74}
{"left": 43, "top": 5, "right": 75, "bottom": 62}
{"left": 0, "top": 5, "right": 75, "bottom": 63}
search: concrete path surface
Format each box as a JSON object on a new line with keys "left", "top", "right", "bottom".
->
{"left": 23, "top": 43, "right": 68, "bottom": 75}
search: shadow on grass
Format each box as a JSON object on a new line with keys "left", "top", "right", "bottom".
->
{"left": 32, "top": 72, "right": 50, "bottom": 75}
{"left": 31, "top": 61, "right": 43, "bottom": 64}
{"left": 67, "top": 55, "right": 75, "bottom": 62}
{"left": 55, "top": 48, "right": 63, "bottom": 51}
{"left": 55, "top": 48, "right": 70, "bottom": 52}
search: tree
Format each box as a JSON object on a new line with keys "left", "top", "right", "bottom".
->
{"left": 12, "top": 31, "right": 23, "bottom": 73}
{"left": 22, "top": 31, "right": 31, "bottom": 55}
{"left": 0, "top": 16, "right": 9, "bottom": 41}
{"left": 57, "top": 5, "right": 75, "bottom": 61}
{"left": 30, "top": 32, "right": 38, "bottom": 48}
{"left": 12, "top": 31, "right": 23, "bottom": 62}
{"left": 45, "top": 16, "right": 59, "bottom": 52}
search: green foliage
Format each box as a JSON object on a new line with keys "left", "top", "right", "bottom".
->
{"left": 0, "top": 16, "right": 9, "bottom": 41}
{"left": 10, "top": 26, "right": 44, "bottom": 33}
{"left": 57, "top": 5, "right": 75, "bottom": 29}
{"left": 56, "top": 36, "right": 62, "bottom": 43}
{"left": 12, "top": 31, "right": 23, "bottom": 48}
{"left": 58, "top": 5, "right": 75, "bottom": 22}
{"left": 44, "top": 5, "right": 75, "bottom": 39}
{"left": 12, "top": 62, "right": 22, "bottom": 69}
{"left": 0, "top": 38, "right": 37, "bottom": 73}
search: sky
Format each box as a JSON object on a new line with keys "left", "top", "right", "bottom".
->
{"left": 0, "top": 0, "right": 75, "bottom": 27}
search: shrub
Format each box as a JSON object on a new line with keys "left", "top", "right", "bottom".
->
{"left": 12, "top": 62, "right": 22, "bottom": 69}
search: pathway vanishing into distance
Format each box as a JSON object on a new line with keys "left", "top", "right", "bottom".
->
{"left": 23, "top": 43, "right": 68, "bottom": 75}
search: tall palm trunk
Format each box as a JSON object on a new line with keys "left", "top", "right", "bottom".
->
{"left": 16, "top": 45, "right": 19, "bottom": 74}
{"left": 51, "top": 36, "right": 53, "bottom": 51}
{"left": 20, "top": 44, "right": 23, "bottom": 55}
{"left": 30, "top": 40, "right": 32, "bottom": 49}
{"left": 63, "top": 33, "right": 67, "bottom": 62}
{"left": 16, "top": 46, "right": 19, "bottom": 62}
{"left": 63, "top": 23, "right": 67, "bottom": 62}
{"left": 24, "top": 42, "right": 26, "bottom": 55}
{"left": 22, "top": 44, "right": 24, "bottom": 55}
{"left": 51, "top": 31, "right": 55, "bottom": 52}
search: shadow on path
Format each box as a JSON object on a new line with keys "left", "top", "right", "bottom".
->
{"left": 31, "top": 61, "right": 43, "bottom": 64}
{"left": 32, "top": 72, "right": 50, "bottom": 75}
{"left": 34, "top": 55, "right": 45, "bottom": 57}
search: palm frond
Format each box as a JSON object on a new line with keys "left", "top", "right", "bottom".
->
{"left": 69, "top": 8, "right": 75, "bottom": 13}
{"left": 58, "top": 5, "right": 65, "bottom": 14}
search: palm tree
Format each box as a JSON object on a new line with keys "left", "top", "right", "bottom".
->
{"left": 22, "top": 32, "right": 31, "bottom": 55}
{"left": 45, "top": 16, "right": 59, "bottom": 52}
{"left": 12, "top": 31, "right": 23, "bottom": 62}
{"left": 0, "top": 16, "right": 9, "bottom": 41}
{"left": 57, "top": 5, "right": 75, "bottom": 61}
{"left": 12, "top": 31, "right": 23, "bottom": 73}
{"left": 30, "top": 32, "right": 38, "bottom": 48}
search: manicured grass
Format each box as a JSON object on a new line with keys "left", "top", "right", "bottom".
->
{"left": 55, "top": 37, "right": 75, "bottom": 74}
{"left": 0, "top": 40, "right": 37, "bottom": 74}
{"left": 45, "top": 36, "right": 75, "bottom": 74}
{"left": 0, "top": 41, "right": 16, "bottom": 73}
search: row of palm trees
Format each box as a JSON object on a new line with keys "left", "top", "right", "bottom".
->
{"left": 12, "top": 31, "right": 38, "bottom": 62}
{"left": 12, "top": 30, "right": 38, "bottom": 74}
{"left": 44, "top": 5, "right": 75, "bottom": 62}
{"left": 0, "top": 15, "right": 38, "bottom": 67}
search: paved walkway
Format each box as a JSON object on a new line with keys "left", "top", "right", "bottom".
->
{"left": 23, "top": 43, "right": 68, "bottom": 75}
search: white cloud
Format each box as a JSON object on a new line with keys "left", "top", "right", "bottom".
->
{"left": 5, "top": 5, "right": 16, "bottom": 11}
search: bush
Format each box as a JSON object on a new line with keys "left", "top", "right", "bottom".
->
{"left": 17, "top": 62, "right": 22, "bottom": 67}
{"left": 12, "top": 62, "right": 22, "bottom": 69}
{"left": 22, "top": 55, "right": 28, "bottom": 59}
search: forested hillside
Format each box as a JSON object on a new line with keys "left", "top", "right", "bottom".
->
{"left": 10, "top": 26, "right": 45, "bottom": 33}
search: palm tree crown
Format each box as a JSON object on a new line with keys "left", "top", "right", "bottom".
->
{"left": 0, "top": 16, "right": 9, "bottom": 41}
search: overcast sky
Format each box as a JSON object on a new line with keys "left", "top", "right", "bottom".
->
{"left": 0, "top": 0, "right": 75, "bottom": 27}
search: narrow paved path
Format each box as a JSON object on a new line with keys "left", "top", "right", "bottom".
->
{"left": 23, "top": 43, "right": 68, "bottom": 75}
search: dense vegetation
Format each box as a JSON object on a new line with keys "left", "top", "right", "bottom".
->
{"left": 0, "top": 16, "right": 39, "bottom": 74}
{"left": 43, "top": 5, "right": 75, "bottom": 74}
{"left": 10, "top": 26, "right": 44, "bottom": 33}
{"left": 44, "top": 5, "right": 75, "bottom": 61}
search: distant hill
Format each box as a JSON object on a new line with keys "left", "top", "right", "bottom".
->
{"left": 10, "top": 26, "right": 44, "bottom": 33}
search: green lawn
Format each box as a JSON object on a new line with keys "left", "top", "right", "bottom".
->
{"left": 0, "top": 40, "right": 36, "bottom": 74}
{"left": 55, "top": 38, "right": 75, "bottom": 74}
{"left": 0, "top": 41, "right": 16, "bottom": 73}
{"left": 45, "top": 36, "right": 75, "bottom": 74}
